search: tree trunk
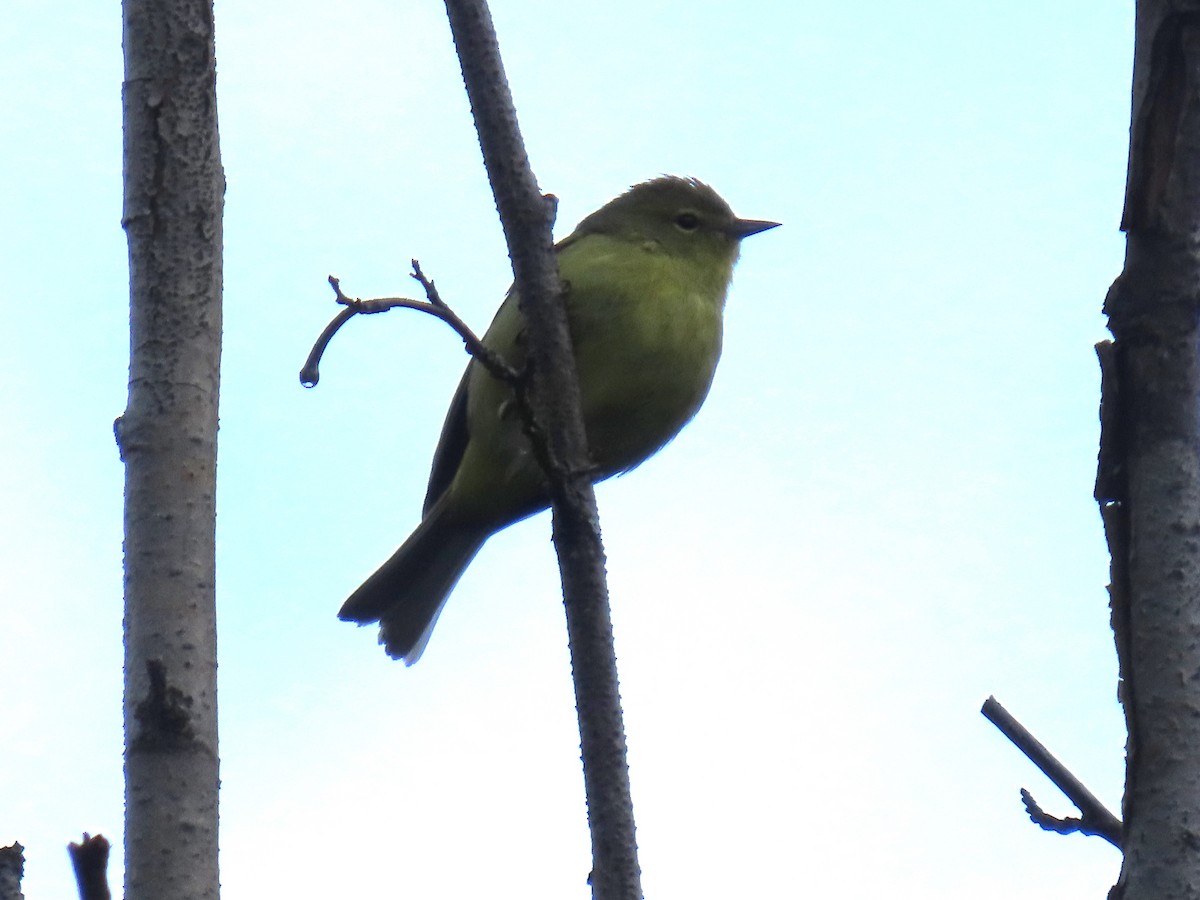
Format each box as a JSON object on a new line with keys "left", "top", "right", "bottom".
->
{"left": 117, "top": 0, "right": 223, "bottom": 897}
{"left": 1101, "top": 4, "right": 1200, "bottom": 897}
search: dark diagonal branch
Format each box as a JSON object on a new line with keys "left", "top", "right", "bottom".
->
{"left": 982, "top": 696, "right": 1122, "bottom": 848}
{"left": 302, "top": 2, "right": 642, "bottom": 893}
{"left": 441, "top": 1, "right": 640, "bottom": 897}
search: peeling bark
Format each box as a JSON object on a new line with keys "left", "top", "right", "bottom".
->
{"left": 1101, "top": 4, "right": 1200, "bottom": 897}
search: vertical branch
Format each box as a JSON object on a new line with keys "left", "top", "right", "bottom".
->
{"left": 1102, "top": 4, "right": 1200, "bottom": 897}
{"left": 116, "top": 0, "right": 223, "bottom": 897}
{"left": 440, "top": 2, "right": 642, "bottom": 898}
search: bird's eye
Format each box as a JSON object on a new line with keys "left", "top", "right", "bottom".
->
{"left": 674, "top": 212, "right": 700, "bottom": 232}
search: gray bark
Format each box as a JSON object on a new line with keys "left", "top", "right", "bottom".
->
{"left": 0, "top": 843, "right": 24, "bottom": 900}
{"left": 116, "top": 0, "right": 223, "bottom": 897}
{"left": 1100, "top": 3, "right": 1200, "bottom": 896}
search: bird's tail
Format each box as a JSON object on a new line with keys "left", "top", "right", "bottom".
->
{"left": 338, "top": 500, "right": 488, "bottom": 664}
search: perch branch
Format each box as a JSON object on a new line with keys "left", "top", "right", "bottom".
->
{"left": 441, "top": 0, "right": 639, "bottom": 895}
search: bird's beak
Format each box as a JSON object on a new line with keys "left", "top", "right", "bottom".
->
{"left": 727, "top": 218, "right": 781, "bottom": 239}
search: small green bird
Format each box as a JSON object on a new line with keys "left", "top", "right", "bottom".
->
{"left": 339, "top": 176, "right": 778, "bottom": 662}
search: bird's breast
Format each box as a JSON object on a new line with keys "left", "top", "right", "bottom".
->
{"left": 568, "top": 275, "right": 725, "bottom": 476}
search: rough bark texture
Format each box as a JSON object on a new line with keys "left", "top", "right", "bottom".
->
{"left": 117, "top": 0, "right": 223, "bottom": 897}
{"left": 441, "top": 2, "right": 642, "bottom": 897}
{"left": 0, "top": 843, "right": 24, "bottom": 900}
{"left": 1100, "top": 4, "right": 1200, "bottom": 897}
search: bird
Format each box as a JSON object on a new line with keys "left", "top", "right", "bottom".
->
{"left": 338, "top": 176, "right": 779, "bottom": 662}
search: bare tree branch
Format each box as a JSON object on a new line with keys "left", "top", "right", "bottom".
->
{"left": 982, "top": 696, "right": 1122, "bottom": 848}
{"left": 302, "top": 5, "right": 643, "bottom": 895}
{"left": 440, "top": 0, "right": 641, "bottom": 896}
{"left": 300, "top": 265, "right": 519, "bottom": 388}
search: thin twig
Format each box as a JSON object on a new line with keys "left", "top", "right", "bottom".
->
{"left": 982, "top": 696, "right": 1122, "bottom": 848}
{"left": 407, "top": 261, "right": 519, "bottom": 384}
{"left": 300, "top": 265, "right": 520, "bottom": 388}
{"left": 299, "top": 303, "right": 356, "bottom": 387}
{"left": 1020, "top": 789, "right": 1113, "bottom": 840}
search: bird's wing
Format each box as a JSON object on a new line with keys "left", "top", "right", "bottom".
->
{"left": 422, "top": 363, "right": 473, "bottom": 516}
{"left": 419, "top": 230, "right": 588, "bottom": 519}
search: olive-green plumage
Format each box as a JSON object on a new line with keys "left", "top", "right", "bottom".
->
{"left": 339, "top": 176, "right": 778, "bottom": 662}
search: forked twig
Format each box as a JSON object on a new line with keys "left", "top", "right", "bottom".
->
{"left": 299, "top": 260, "right": 519, "bottom": 387}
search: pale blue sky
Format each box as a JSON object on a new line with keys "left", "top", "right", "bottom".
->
{"left": 4, "top": 2, "right": 1131, "bottom": 896}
